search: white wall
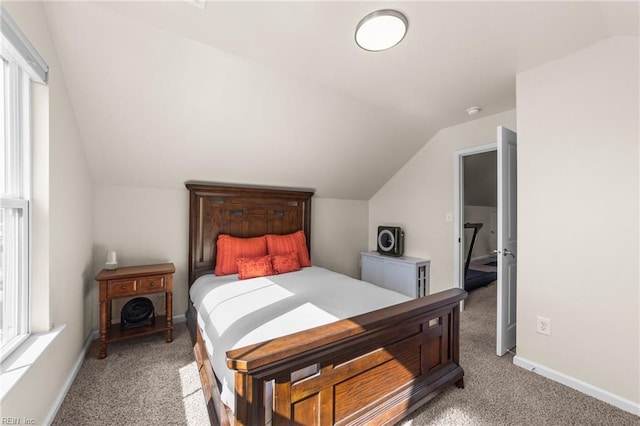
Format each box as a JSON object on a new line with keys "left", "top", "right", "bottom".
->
{"left": 516, "top": 37, "right": 639, "bottom": 405}
{"left": 42, "top": 1, "right": 430, "bottom": 202}
{"left": 92, "top": 185, "right": 189, "bottom": 323}
{"left": 369, "top": 109, "right": 516, "bottom": 294}
{"left": 311, "top": 198, "right": 369, "bottom": 278}
{"left": 1, "top": 1, "right": 93, "bottom": 422}
{"left": 91, "top": 185, "right": 369, "bottom": 329}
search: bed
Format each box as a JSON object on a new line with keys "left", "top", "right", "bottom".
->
{"left": 185, "top": 182, "right": 467, "bottom": 426}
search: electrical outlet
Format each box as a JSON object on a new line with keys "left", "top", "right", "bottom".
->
{"left": 536, "top": 316, "right": 551, "bottom": 336}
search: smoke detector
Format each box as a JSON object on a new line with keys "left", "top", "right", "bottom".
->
{"left": 466, "top": 106, "right": 482, "bottom": 116}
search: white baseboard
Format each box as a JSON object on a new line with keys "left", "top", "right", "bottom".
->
{"left": 513, "top": 355, "right": 640, "bottom": 416}
{"left": 44, "top": 314, "right": 187, "bottom": 424}
{"left": 43, "top": 329, "right": 97, "bottom": 425}
{"left": 1, "top": 325, "right": 66, "bottom": 403}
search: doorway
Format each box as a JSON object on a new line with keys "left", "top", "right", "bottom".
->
{"left": 462, "top": 150, "right": 498, "bottom": 292}
{"left": 453, "top": 143, "right": 497, "bottom": 293}
{"left": 454, "top": 126, "right": 518, "bottom": 356}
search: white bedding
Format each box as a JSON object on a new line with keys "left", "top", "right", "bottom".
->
{"left": 189, "top": 266, "right": 410, "bottom": 413}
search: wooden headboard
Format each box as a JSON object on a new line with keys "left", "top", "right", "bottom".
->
{"left": 186, "top": 182, "right": 314, "bottom": 285}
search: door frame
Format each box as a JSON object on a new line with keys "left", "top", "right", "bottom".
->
{"left": 453, "top": 142, "right": 497, "bottom": 291}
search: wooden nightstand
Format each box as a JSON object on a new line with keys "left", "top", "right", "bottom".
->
{"left": 95, "top": 263, "right": 175, "bottom": 359}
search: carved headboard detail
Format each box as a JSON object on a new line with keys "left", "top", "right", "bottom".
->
{"left": 186, "top": 182, "right": 314, "bottom": 285}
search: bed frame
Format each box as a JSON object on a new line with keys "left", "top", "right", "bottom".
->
{"left": 186, "top": 182, "right": 467, "bottom": 426}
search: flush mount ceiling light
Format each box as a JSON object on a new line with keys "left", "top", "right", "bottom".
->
{"left": 355, "top": 10, "right": 408, "bottom": 52}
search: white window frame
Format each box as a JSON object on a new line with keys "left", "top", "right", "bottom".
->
{"left": 0, "top": 54, "right": 31, "bottom": 363}
{"left": 0, "top": 3, "right": 46, "bottom": 363}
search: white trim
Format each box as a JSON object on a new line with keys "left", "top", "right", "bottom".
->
{"left": 0, "top": 5, "right": 48, "bottom": 83}
{"left": 43, "top": 329, "right": 97, "bottom": 425}
{"left": 453, "top": 151, "right": 462, "bottom": 289}
{"left": 0, "top": 325, "right": 65, "bottom": 402}
{"left": 44, "top": 314, "right": 188, "bottom": 422}
{"left": 1, "top": 57, "right": 32, "bottom": 363}
{"left": 513, "top": 355, "right": 640, "bottom": 416}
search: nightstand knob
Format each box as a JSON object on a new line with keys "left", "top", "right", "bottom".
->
{"left": 149, "top": 282, "right": 155, "bottom": 287}
{"left": 121, "top": 285, "right": 127, "bottom": 290}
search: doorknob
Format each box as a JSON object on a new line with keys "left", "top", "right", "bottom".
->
{"left": 503, "top": 249, "right": 515, "bottom": 258}
{"left": 493, "top": 249, "right": 501, "bottom": 255}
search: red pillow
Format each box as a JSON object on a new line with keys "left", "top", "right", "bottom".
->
{"left": 265, "top": 231, "right": 311, "bottom": 267}
{"left": 271, "top": 251, "right": 301, "bottom": 274}
{"left": 215, "top": 235, "right": 268, "bottom": 276}
{"left": 236, "top": 255, "right": 274, "bottom": 280}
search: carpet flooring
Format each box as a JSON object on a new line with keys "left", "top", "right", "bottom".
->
{"left": 398, "top": 283, "right": 638, "bottom": 425}
{"left": 464, "top": 269, "right": 498, "bottom": 292}
{"left": 53, "top": 285, "right": 638, "bottom": 425}
{"left": 52, "top": 325, "right": 209, "bottom": 425}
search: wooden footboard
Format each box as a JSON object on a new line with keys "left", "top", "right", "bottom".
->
{"left": 213, "top": 287, "right": 466, "bottom": 425}
{"left": 186, "top": 183, "right": 467, "bottom": 425}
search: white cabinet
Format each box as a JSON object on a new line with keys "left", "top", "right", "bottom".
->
{"left": 360, "top": 252, "right": 430, "bottom": 298}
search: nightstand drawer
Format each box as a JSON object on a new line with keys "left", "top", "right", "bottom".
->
{"left": 140, "top": 275, "right": 165, "bottom": 292}
{"left": 108, "top": 279, "right": 137, "bottom": 297}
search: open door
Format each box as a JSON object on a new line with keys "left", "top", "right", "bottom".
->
{"left": 496, "top": 126, "right": 517, "bottom": 356}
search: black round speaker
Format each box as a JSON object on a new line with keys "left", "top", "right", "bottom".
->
{"left": 378, "top": 229, "right": 396, "bottom": 252}
{"left": 121, "top": 297, "right": 155, "bottom": 329}
{"left": 377, "top": 226, "right": 404, "bottom": 257}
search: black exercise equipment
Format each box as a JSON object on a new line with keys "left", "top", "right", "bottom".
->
{"left": 463, "top": 222, "right": 497, "bottom": 291}
{"left": 464, "top": 223, "right": 483, "bottom": 277}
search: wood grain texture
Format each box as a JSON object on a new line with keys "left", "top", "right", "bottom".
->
{"left": 226, "top": 288, "right": 465, "bottom": 373}
{"left": 185, "top": 183, "right": 468, "bottom": 426}
{"left": 227, "top": 289, "right": 466, "bottom": 425}
{"left": 96, "top": 263, "right": 175, "bottom": 359}
{"left": 186, "top": 182, "right": 313, "bottom": 284}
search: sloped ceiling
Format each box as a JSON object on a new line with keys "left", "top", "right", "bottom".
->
{"left": 40, "top": 1, "right": 638, "bottom": 199}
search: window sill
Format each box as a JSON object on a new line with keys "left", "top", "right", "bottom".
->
{"left": 0, "top": 324, "right": 65, "bottom": 402}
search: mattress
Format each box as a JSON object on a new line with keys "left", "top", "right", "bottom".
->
{"left": 189, "top": 266, "right": 411, "bottom": 413}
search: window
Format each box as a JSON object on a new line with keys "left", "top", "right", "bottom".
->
{"left": 0, "top": 51, "right": 31, "bottom": 361}
{"left": 0, "top": 6, "right": 47, "bottom": 362}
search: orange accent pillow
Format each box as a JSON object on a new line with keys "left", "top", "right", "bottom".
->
{"left": 271, "top": 251, "right": 301, "bottom": 274}
{"left": 215, "top": 235, "right": 268, "bottom": 276}
{"left": 236, "top": 255, "right": 274, "bottom": 280}
{"left": 265, "top": 231, "right": 311, "bottom": 267}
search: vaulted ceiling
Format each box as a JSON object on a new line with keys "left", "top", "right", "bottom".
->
{"left": 40, "top": 1, "right": 638, "bottom": 199}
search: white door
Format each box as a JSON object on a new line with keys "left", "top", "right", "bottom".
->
{"left": 496, "top": 126, "right": 517, "bottom": 356}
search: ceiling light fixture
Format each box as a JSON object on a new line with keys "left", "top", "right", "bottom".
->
{"left": 355, "top": 10, "right": 408, "bottom": 52}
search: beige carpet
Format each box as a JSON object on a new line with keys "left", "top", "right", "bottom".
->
{"left": 54, "top": 285, "right": 638, "bottom": 425}
{"left": 399, "top": 283, "right": 638, "bottom": 425}
{"left": 52, "top": 325, "right": 210, "bottom": 425}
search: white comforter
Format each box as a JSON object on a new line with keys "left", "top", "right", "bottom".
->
{"left": 189, "top": 266, "right": 410, "bottom": 413}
